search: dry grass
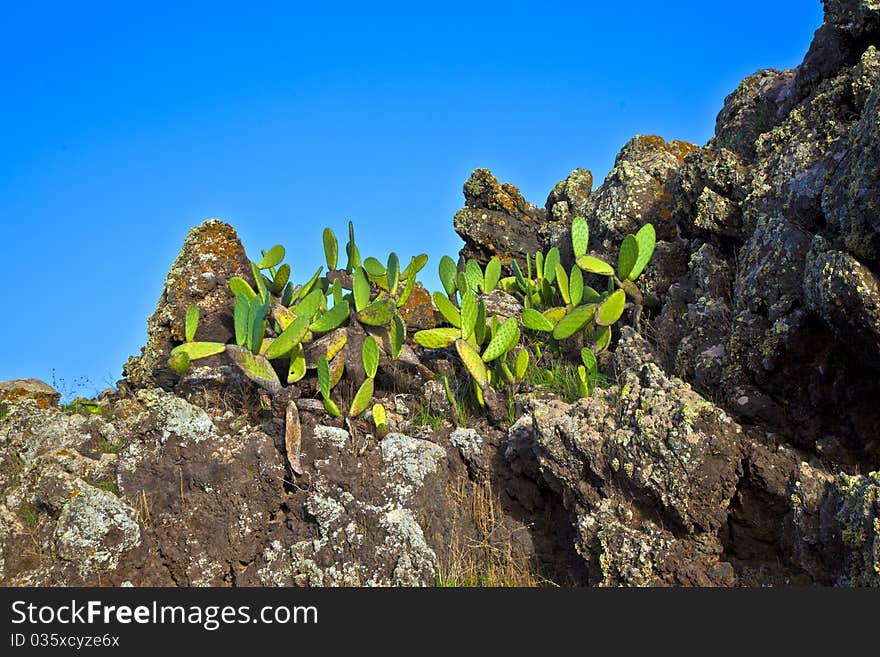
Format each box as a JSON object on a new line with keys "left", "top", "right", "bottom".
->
{"left": 133, "top": 490, "right": 153, "bottom": 530}
{"left": 436, "top": 477, "right": 550, "bottom": 587}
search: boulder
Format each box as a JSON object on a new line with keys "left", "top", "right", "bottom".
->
{"left": 123, "top": 220, "right": 253, "bottom": 391}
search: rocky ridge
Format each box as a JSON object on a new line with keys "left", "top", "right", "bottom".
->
{"left": 2, "top": 0, "right": 879, "bottom": 586}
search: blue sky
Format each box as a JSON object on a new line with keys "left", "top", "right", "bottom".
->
{"left": 0, "top": 1, "right": 823, "bottom": 398}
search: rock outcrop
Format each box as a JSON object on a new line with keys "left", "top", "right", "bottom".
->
{"left": 3, "top": 0, "right": 880, "bottom": 587}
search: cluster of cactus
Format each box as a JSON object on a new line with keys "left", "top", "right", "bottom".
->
{"left": 168, "top": 222, "right": 427, "bottom": 425}
{"left": 509, "top": 216, "right": 655, "bottom": 354}
{"left": 168, "top": 215, "right": 656, "bottom": 433}
{"left": 414, "top": 255, "right": 530, "bottom": 420}
{"left": 415, "top": 216, "right": 656, "bottom": 408}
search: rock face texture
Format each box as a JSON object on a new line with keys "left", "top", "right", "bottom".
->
{"left": 123, "top": 220, "right": 254, "bottom": 391}
{"left": 3, "top": 1, "right": 880, "bottom": 587}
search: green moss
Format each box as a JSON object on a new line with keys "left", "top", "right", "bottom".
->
{"left": 98, "top": 438, "right": 119, "bottom": 454}
{"left": 18, "top": 504, "right": 38, "bottom": 527}
{"left": 94, "top": 478, "right": 120, "bottom": 496}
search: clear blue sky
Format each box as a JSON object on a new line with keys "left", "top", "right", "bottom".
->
{"left": 0, "top": 1, "right": 822, "bottom": 398}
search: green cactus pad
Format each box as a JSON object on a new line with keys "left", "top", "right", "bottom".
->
{"left": 329, "top": 353, "right": 345, "bottom": 388}
{"left": 345, "top": 221, "right": 360, "bottom": 272}
{"left": 460, "top": 289, "right": 478, "bottom": 342}
{"left": 521, "top": 308, "right": 554, "bottom": 332}
{"left": 185, "top": 304, "right": 199, "bottom": 343}
{"left": 226, "top": 345, "right": 282, "bottom": 395}
{"left": 484, "top": 257, "right": 501, "bottom": 292}
{"left": 577, "top": 365, "right": 590, "bottom": 398}
{"left": 398, "top": 272, "right": 416, "bottom": 307}
{"left": 413, "top": 328, "right": 460, "bottom": 349}
{"left": 515, "top": 348, "right": 529, "bottom": 380}
{"left": 455, "top": 339, "right": 489, "bottom": 388}
{"left": 571, "top": 216, "right": 590, "bottom": 258}
{"left": 310, "top": 301, "right": 350, "bottom": 333}
{"left": 593, "top": 325, "right": 611, "bottom": 352}
{"left": 349, "top": 377, "right": 374, "bottom": 418}
{"left": 402, "top": 253, "right": 428, "bottom": 281}
{"left": 331, "top": 278, "right": 343, "bottom": 305}
{"left": 248, "top": 294, "right": 270, "bottom": 354}
{"left": 439, "top": 255, "right": 458, "bottom": 297}
{"left": 474, "top": 300, "right": 487, "bottom": 345}
{"left": 580, "top": 347, "right": 598, "bottom": 375}
{"left": 281, "top": 282, "right": 294, "bottom": 307}
{"left": 534, "top": 251, "right": 544, "bottom": 280}
{"left": 229, "top": 277, "right": 257, "bottom": 300}
{"left": 552, "top": 304, "right": 596, "bottom": 340}
{"left": 294, "top": 266, "right": 324, "bottom": 303}
{"left": 362, "top": 336, "right": 380, "bottom": 378}
{"left": 270, "top": 263, "right": 291, "bottom": 296}
{"left": 597, "top": 289, "right": 626, "bottom": 326}
{"left": 257, "top": 245, "right": 285, "bottom": 270}
{"left": 555, "top": 263, "right": 570, "bottom": 305}
{"left": 363, "top": 257, "right": 387, "bottom": 278}
{"left": 582, "top": 285, "right": 602, "bottom": 304}
{"left": 323, "top": 397, "right": 341, "bottom": 418}
{"left": 372, "top": 403, "right": 387, "bottom": 432}
{"left": 386, "top": 252, "right": 400, "bottom": 293}
{"left": 234, "top": 294, "right": 249, "bottom": 346}
{"left": 432, "top": 291, "right": 462, "bottom": 328}
{"left": 618, "top": 234, "right": 639, "bottom": 281}
{"left": 569, "top": 265, "right": 584, "bottom": 307}
{"left": 357, "top": 298, "right": 395, "bottom": 326}
{"left": 482, "top": 317, "right": 520, "bottom": 363}
{"left": 465, "top": 259, "right": 484, "bottom": 292}
{"left": 443, "top": 375, "right": 455, "bottom": 407}
{"left": 266, "top": 313, "right": 311, "bottom": 360}
{"left": 272, "top": 304, "right": 296, "bottom": 330}
{"left": 168, "top": 351, "right": 190, "bottom": 375}
{"left": 544, "top": 248, "right": 561, "bottom": 284}
{"left": 576, "top": 255, "right": 615, "bottom": 277}
{"left": 287, "top": 345, "right": 307, "bottom": 383}
{"left": 292, "top": 287, "right": 324, "bottom": 322}
{"left": 317, "top": 355, "right": 331, "bottom": 399}
{"left": 543, "top": 306, "right": 566, "bottom": 325}
{"left": 387, "top": 313, "right": 404, "bottom": 359}
{"left": 251, "top": 262, "right": 269, "bottom": 301}
{"left": 630, "top": 223, "right": 656, "bottom": 281}
{"left": 323, "top": 228, "right": 338, "bottom": 270}
{"left": 511, "top": 260, "right": 528, "bottom": 292}
{"left": 353, "top": 267, "right": 371, "bottom": 312}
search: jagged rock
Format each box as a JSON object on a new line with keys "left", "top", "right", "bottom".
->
{"left": 787, "top": 0, "right": 880, "bottom": 112}
{"left": 480, "top": 289, "right": 522, "bottom": 322}
{"left": 671, "top": 146, "right": 750, "bottom": 241}
{"left": 398, "top": 283, "right": 439, "bottom": 329}
{"left": 822, "top": 47, "right": 880, "bottom": 264}
{"left": 506, "top": 329, "right": 745, "bottom": 585}
{"left": 711, "top": 70, "right": 795, "bottom": 161}
{"left": 544, "top": 168, "right": 594, "bottom": 264}
{"left": 546, "top": 168, "right": 593, "bottom": 223}
{"left": 744, "top": 53, "right": 877, "bottom": 234}
{"left": 581, "top": 135, "right": 697, "bottom": 252}
{"left": 804, "top": 236, "right": 880, "bottom": 353}
{"left": 0, "top": 379, "right": 60, "bottom": 412}
{"left": 454, "top": 168, "right": 547, "bottom": 268}
{"left": 123, "top": 220, "right": 253, "bottom": 391}
{"left": 8, "top": 1, "right": 880, "bottom": 589}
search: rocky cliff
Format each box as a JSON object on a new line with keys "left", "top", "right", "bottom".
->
{"left": 1, "top": 0, "right": 879, "bottom": 587}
